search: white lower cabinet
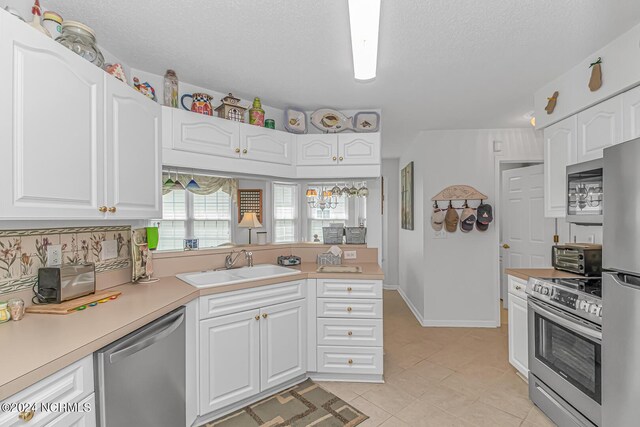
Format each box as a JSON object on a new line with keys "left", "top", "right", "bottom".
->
{"left": 317, "top": 346, "right": 384, "bottom": 375}
{"left": 44, "top": 394, "right": 95, "bottom": 427}
{"left": 507, "top": 275, "right": 529, "bottom": 377}
{"left": 198, "top": 283, "right": 306, "bottom": 414}
{"left": 0, "top": 356, "right": 94, "bottom": 427}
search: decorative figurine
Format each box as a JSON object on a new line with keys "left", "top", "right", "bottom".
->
{"left": 181, "top": 93, "right": 214, "bottom": 115}
{"left": 545, "top": 91, "right": 559, "bottom": 115}
{"left": 29, "top": 0, "right": 51, "bottom": 37}
{"left": 105, "top": 63, "right": 127, "bottom": 83}
{"left": 163, "top": 69, "right": 179, "bottom": 108}
{"left": 133, "top": 77, "right": 157, "bottom": 101}
{"left": 215, "top": 93, "right": 247, "bottom": 122}
{"left": 249, "top": 97, "right": 265, "bottom": 126}
{"left": 589, "top": 57, "right": 602, "bottom": 92}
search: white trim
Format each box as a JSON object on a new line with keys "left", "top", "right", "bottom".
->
{"left": 308, "top": 372, "right": 384, "bottom": 383}
{"left": 382, "top": 283, "right": 398, "bottom": 290}
{"left": 421, "top": 319, "right": 499, "bottom": 328}
{"left": 396, "top": 286, "right": 425, "bottom": 326}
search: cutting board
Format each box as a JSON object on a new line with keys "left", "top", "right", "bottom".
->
{"left": 316, "top": 265, "right": 362, "bottom": 273}
{"left": 26, "top": 290, "right": 122, "bottom": 315}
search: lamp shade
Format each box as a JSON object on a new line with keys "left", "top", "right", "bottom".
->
{"left": 239, "top": 212, "right": 263, "bottom": 228}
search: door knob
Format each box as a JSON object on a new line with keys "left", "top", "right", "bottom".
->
{"left": 235, "top": 148, "right": 241, "bottom": 153}
{"left": 347, "top": 307, "right": 353, "bottom": 312}
{"left": 255, "top": 315, "right": 260, "bottom": 321}
{"left": 339, "top": 156, "right": 344, "bottom": 161}
{"left": 347, "top": 287, "right": 353, "bottom": 292}
{"left": 18, "top": 409, "right": 35, "bottom": 421}
{"left": 243, "top": 149, "right": 248, "bottom": 154}
{"left": 347, "top": 359, "right": 353, "bottom": 365}
{"left": 98, "top": 206, "right": 108, "bottom": 213}
{"left": 502, "top": 244, "right": 510, "bottom": 249}
{"left": 332, "top": 156, "right": 337, "bottom": 161}
{"left": 262, "top": 313, "right": 268, "bottom": 319}
{"left": 108, "top": 207, "right": 117, "bottom": 213}
{"left": 347, "top": 331, "right": 353, "bottom": 336}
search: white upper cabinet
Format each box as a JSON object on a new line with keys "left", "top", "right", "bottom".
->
{"left": 170, "top": 109, "right": 240, "bottom": 159}
{"left": 576, "top": 95, "right": 623, "bottom": 163}
{"left": 296, "top": 135, "right": 339, "bottom": 166}
{"left": 0, "top": 13, "right": 105, "bottom": 219}
{"left": 240, "top": 124, "right": 294, "bottom": 165}
{"left": 544, "top": 116, "right": 577, "bottom": 218}
{"left": 623, "top": 85, "right": 640, "bottom": 141}
{"left": 338, "top": 134, "right": 381, "bottom": 165}
{"left": 105, "top": 77, "right": 162, "bottom": 218}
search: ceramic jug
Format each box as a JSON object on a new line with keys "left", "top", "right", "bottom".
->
{"left": 181, "top": 92, "right": 213, "bottom": 116}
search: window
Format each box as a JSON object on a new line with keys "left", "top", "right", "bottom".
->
{"left": 307, "top": 186, "right": 349, "bottom": 241}
{"left": 157, "top": 189, "right": 232, "bottom": 251}
{"left": 273, "top": 183, "right": 298, "bottom": 243}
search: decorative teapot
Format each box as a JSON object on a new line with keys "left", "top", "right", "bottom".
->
{"left": 181, "top": 92, "right": 213, "bottom": 116}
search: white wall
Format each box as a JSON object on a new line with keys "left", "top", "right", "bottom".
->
{"left": 382, "top": 159, "right": 399, "bottom": 288}
{"left": 398, "top": 128, "right": 543, "bottom": 326}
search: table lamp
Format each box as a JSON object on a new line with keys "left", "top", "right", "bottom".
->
{"left": 239, "top": 212, "right": 262, "bottom": 244}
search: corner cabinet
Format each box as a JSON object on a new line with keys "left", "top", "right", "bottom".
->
{"left": 543, "top": 116, "right": 577, "bottom": 218}
{"left": 0, "top": 13, "right": 162, "bottom": 220}
{"left": 576, "top": 96, "right": 623, "bottom": 163}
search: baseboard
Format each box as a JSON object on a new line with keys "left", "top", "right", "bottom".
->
{"left": 396, "top": 286, "right": 426, "bottom": 326}
{"left": 383, "top": 283, "right": 398, "bottom": 290}
{"left": 421, "top": 319, "right": 499, "bottom": 328}
{"left": 308, "top": 373, "right": 384, "bottom": 383}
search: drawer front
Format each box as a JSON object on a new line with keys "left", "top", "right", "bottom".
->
{"left": 508, "top": 275, "right": 528, "bottom": 300}
{"left": 0, "top": 356, "right": 93, "bottom": 427}
{"left": 200, "top": 280, "right": 306, "bottom": 319}
{"left": 317, "top": 298, "right": 382, "bottom": 319}
{"left": 317, "top": 318, "right": 383, "bottom": 347}
{"left": 317, "top": 346, "right": 383, "bottom": 375}
{"left": 317, "top": 279, "right": 382, "bottom": 299}
{"left": 44, "top": 393, "right": 95, "bottom": 426}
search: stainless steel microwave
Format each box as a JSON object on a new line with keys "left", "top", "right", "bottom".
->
{"left": 567, "top": 159, "right": 603, "bottom": 225}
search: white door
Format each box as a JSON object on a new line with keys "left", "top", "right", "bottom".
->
{"left": 543, "top": 116, "right": 577, "bottom": 218}
{"left": 105, "top": 77, "right": 162, "bottom": 219}
{"left": 171, "top": 109, "right": 240, "bottom": 159}
{"left": 199, "top": 309, "right": 260, "bottom": 413}
{"left": 260, "top": 299, "right": 306, "bottom": 391}
{"left": 0, "top": 14, "right": 105, "bottom": 219}
{"left": 239, "top": 124, "right": 294, "bottom": 165}
{"left": 623, "top": 85, "right": 640, "bottom": 141}
{"left": 338, "top": 134, "right": 381, "bottom": 165}
{"left": 576, "top": 95, "right": 623, "bottom": 162}
{"left": 507, "top": 294, "right": 529, "bottom": 377}
{"left": 502, "top": 164, "right": 554, "bottom": 299}
{"left": 296, "top": 135, "right": 338, "bottom": 166}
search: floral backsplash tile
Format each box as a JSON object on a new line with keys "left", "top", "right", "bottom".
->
{"left": 0, "top": 226, "right": 131, "bottom": 296}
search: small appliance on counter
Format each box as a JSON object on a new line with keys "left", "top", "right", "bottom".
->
{"left": 277, "top": 255, "right": 301, "bottom": 266}
{"left": 552, "top": 243, "right": 602, "bottom": 276}
{"left": 34, "top": 263, "right": 95, "bottom": 304}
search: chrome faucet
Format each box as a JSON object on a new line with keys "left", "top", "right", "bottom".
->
{"left": 224, "top": 250, "right": 253, "bottom": 269}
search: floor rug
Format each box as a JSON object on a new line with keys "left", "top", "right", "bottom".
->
{"left": 204, "top": 379, "right": 369, "bottom": 427}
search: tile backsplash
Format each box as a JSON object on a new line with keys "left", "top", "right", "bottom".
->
{"left": 0, "top": 226, "right": 131, "bottom": 296}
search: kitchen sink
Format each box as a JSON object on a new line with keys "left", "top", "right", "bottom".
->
{"left": 176, "top": 264, "right": 300, "bottom": 288}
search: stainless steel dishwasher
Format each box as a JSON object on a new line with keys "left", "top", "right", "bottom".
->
{"left": 95, "top": 307, "right": 186, "bottom": 427}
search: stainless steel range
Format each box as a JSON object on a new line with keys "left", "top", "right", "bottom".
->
{"left": 526, "top": 277, "right": 602, "bottom": 427}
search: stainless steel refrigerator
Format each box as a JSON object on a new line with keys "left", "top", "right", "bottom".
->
{"left": 602, "top": 137, "right": 640, "bottom": 426}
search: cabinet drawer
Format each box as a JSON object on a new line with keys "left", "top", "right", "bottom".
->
{"left": 317, "top": 346, "right": 383, "bottom": 375}
{"left": 317, "top": 318, "right": 382, "bottom": 347}
{"left": 0, "top": 356, "right": 93, "bottom": 427}
{"left": 317, "top": 298, "right": 382, "bottom": 319}
{"left": 317, "top": 279, "right": 382, "bottom": 299}
{"left": 44, "top": 393, "right": 95, "bottom": 426}
{"left": 508, "top": 275, "right": 528, "bottom": 300}
{"left": 199, "top": 280, "right": 306, "bottom": 319}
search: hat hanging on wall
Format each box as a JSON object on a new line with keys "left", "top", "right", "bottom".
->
{"left": 476, "top": 202, "right": 494, "bottom": 231}
{"left": 459, "top": 207, "right": 476, "bottom": 233}
{"left": 431, "top": 206, "right": 445, "bottom": 231}
{"left": 444, "top": 204, "right": 459, "bottom": 233}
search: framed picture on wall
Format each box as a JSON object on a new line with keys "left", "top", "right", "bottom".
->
{"left": 401, "top": 161, "right": 414, "bottom": 230}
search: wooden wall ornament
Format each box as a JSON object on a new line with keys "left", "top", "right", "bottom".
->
{"left": 589, "top": 57, "right": 602, "bottom": 92}
{"left": 545, "top": 91, "right": 559, "bottom": 115}
{"left": 431, "top": 185, "right": 487, "bottom": 202}
{"left": 237, "top": 189, "right": 263, "bottom": 223}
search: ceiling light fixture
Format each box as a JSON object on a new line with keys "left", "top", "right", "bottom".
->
{"left": 348, "top": 0, "right": 381, "bottom": 81}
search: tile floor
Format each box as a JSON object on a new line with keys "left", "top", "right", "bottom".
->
{"left": 317, "top": 291, "right": 557, "bottom": 427}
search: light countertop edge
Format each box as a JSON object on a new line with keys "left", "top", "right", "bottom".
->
{"left": 0, "top": 263, "right": 383, "bottom": 400}
{"left": 505, "top": 268, "right": 583, "bottom": 281}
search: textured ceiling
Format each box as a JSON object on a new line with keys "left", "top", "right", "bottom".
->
{"left": 45, "top": 0, "right": 640, "bottom": 157}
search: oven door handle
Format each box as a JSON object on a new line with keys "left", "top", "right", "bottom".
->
{"left": 529, "top": 299, "right": 602, "bottom": 341}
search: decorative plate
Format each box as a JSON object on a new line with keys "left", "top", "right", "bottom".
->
{"left": 354, "top": 111, "right": 380, "bottom": 132}
{"left": 284, "top": 108, "right": 307, "bottom": 134}
{"left": 310, "top": 109, "right": 353, "bottom": 133}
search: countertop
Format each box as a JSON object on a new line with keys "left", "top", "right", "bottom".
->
{"left": 0, "top": 262, "right": 383, "bottom": 400}
{"left": 505, "top": 268, "right": 584, "bottom": 281}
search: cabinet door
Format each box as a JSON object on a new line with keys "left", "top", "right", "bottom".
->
{"left": 623, "top": 85, "right": 640, "bottom": 141}
{"left": 199, "top": 309, "right": 260, "bottom": 413}
{"left": 240, "top": 124, "right": 294, "bottom": 165}
{"left": 105, "top": 77, "right": 162, "bottom": 219}
{"left": 338, "top": 134, "right": 381, "bottom": 165}
{"left": 0, "top": 15, "right": 105, "bottom": 219}
{"left": 508, "top": 294, "right": 529, "bottom": 377}
{"left": 576, "top": 96, "right": 623, "bottom": 162}
{"left": 171, "top": 109, "right": 240, "bottom": 159}
{"left": 296, "top": 135, "right": 338, "bottom": 165}
{"left": 260, "top": 299, "right": 306, "bottom": 391}
{"left": 543, "top": 116, "right": 577, "bottom": 217}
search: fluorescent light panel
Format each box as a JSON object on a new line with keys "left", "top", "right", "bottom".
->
{"left": 348, "top": 0, "right": 381, "bottom": 81}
